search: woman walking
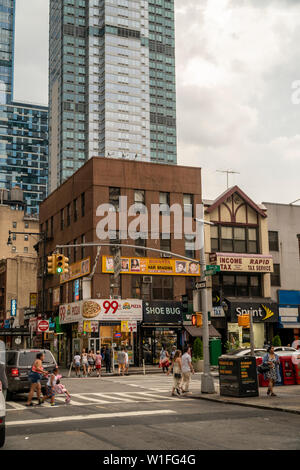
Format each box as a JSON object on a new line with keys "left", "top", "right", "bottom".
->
{"left": 81, "top": 349, "right": 88, "bottom": 377}
{"left": 88, "top": 350, "right": 95, "bottom": 376}
{"left": 95, "top": 350, "right": 102, "bottom": 377}
{"left": 26, "top": 352, "right": 48, "bottom": 406}
{"left": 263, "top": 345, "right": 280, "bottom": 397}
{"left": 167, "top": 350, "right": 182, "bottom": 396}
{"left": 159, "top": 346, "right": 170, "bottom": 374}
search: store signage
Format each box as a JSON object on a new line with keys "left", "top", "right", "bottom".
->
{"left": 211, "top": 306, "right": 225, "bottom": 318}
{"left": 59, "top": 299, "right": 143, "bottom": 324}
{"left": 29, "top": 317, "right": 37, "bottom": 332}
{"left": 102, "top": 256, "right": 200, "bottom": 276}
{"left": 209, "top": 253, "right": 273, "bottom": 273}
{"left": 143, "top": 301, "right": 183, "bottom": 324}
{"left": 11, "top": 299, "right": 17, "bottom": 317}
{"left": 60, "top": 257, "right": 91, "bottom": 284}
{"left": 29, "top": 293, "right": 37, "bottom": 309}
{"left": 37, "top": 320, "right": 49, "bottom": 333}
{"left": 4, "top": 319, "right": 10, "bottom": 329}
{"left": 228, "top": 301, "right": 279, "bottom": 323}
{"left": 121, "top": 320, "right": 137, "bottom": 332}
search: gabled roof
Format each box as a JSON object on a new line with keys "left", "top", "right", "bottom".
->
{"left": 205, "top": 185, "right": 267, "bottom": 218}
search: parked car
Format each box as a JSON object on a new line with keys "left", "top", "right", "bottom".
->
{"left": 223, "top": 348, "right": 267, "bottom": 358}
{"left": 0, "top": 365, "right": 6, "bottom": 448}
{"left": 5, "top": 349, "right": 57, "bottom": 400}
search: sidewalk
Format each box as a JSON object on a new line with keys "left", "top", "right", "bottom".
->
{"left": 188, "top": 383, "right": 300, "bottom": 415}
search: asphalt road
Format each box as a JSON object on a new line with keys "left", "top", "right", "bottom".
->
{"left": 3, "top": 373, "right": 300, "bottom": 450}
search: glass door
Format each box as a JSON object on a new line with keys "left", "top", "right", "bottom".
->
{"left": 89, "top": 337, "right": 100, "bottom": 353}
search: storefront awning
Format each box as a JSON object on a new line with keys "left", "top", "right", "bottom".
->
{"left": 184, "top": 325, "right": 221, "bottom": 338}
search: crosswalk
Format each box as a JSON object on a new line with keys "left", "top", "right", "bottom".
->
{"left": 6, "top": 391, "right": 184, "bottom": 411}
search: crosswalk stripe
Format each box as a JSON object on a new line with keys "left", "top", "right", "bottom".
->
{"left": 6, "top": 409, "right": 177, "bottom": 426}
{"left": 74, "top": 394, "right": 112, "bottom": 404}
{"left": 6, "top": 401, "right": 26, "bottom": 410}
{"left": 96, "top": 392, "right": 137, "bottom": 403}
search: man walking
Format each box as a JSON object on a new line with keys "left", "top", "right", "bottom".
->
{"left": 181, "top": 346, "right": 194, "bottom": 394}
{"left": 117, "top": 347, "right": 126, "bottom": 376}
{"left": 105, "top": 346, "right": 112, "bottom": 374}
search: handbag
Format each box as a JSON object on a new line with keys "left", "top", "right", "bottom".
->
{"left": 257, "top": 363, "right": 270, "bottom": 374}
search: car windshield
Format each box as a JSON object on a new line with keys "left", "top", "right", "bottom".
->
{"left": 18, "top": 350, "right": 55, "bottom": 367}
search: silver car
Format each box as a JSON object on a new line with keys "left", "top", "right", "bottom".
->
{"left": 225, "top": 348, "right": 267, "bottom": 358}
{"left": 0, "top": 342, "right": 6, "bottom": 448}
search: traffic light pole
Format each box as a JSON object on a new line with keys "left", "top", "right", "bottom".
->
{"left": 195, "top": 208, "right": 216, "bottom": 394}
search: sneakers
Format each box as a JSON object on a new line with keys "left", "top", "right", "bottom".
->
{"left": 50, "top": 402, "right": 57, "bottom": 406}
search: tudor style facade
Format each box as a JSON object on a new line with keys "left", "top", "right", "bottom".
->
{"left": 203, "top": 186, "right": 277, "bottom": 350}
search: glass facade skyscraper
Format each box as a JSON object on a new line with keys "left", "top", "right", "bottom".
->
{"left": 0, "top": 0, "right": 48, "bottom": 215}
{"left": 49, "top": 0, "right": 177, "bottom": 193}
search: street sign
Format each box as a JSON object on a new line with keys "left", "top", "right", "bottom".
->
{"left": 11, "top": 299, "right": 17, "bottom": 317}
{"left": 37, "top": 320, "right": 49, "bottom": 333}
{"left": 205, "top": 265, "right": 220, "bottom": 276}
{"left": 195, "top": 281, "right": 206, "bottom": 290}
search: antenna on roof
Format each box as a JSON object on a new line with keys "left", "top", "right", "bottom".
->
{"left": 216, "top": 169, "right": 240, "bottom": 189}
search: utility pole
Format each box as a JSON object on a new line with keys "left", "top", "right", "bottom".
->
{"left": 195, "top": 206, "right": 215, "bottom": 394}
{"left": 216, "top": 169, "right": 240, "bottom": 189}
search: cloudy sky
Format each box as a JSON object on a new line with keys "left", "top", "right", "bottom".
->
{"left": 14, "top": 0, "right": 300, "bottom": 204}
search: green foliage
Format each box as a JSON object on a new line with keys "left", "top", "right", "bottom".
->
{"left": 192, "top": 337, "right": 203, "bottom": 360}
{"left": 272, "top": 335, "right": 281, "bottom": 347}
{"left": 225, "top": 340, "right": 240, "bottom": 353}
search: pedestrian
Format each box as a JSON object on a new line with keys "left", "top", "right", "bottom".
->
{"left": 45, "top": 366, "right": 59, "bottom": 406}
{"left": 81, "top": 349, "right": 88, "bottom": 377}
{"left": 117, "top": 347, "right": 126, "bottom": 376}
{"left": 55, "top": 374, "right": 71, "bottom": 404}
{"left": 181, "top": 345, "right": 195, "bottom": 394}
{"left": 124, "top": 348, "right": 129, "bottom": 375}
{"left": 170, "top": 345, "right": 177, "bottom": 362}
{"left": 26, "top": 352, "right": 48, "bottom": 407}
{"left": 105, "top": 346, "right": 112, "bottom": 373}
{"left": 0, "top": 360, "right": 8, "bottom": 401}
{"left": 159, "top": 346, "right": 170, "bottom": 373}
{"left": 263, "top": 345, "right": 281, "bottom": 397}
{"left": 167, "top": 350, "right": 182, "bottom": 396}
{"left": 87, "top": 350, "right": 95, "bottom": 376}
{"left": 95, "top": 350, "right": 102, "bottom": 377}
{"left": 73, "top": 352, "right": 81, "bottom": 377}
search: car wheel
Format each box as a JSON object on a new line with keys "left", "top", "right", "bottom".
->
{"left": 0, "top": 422, "right": 5, "bottom": 448}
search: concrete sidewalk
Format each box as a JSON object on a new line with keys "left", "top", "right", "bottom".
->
{"left": 188, "top": 384, "right": 300, "bottom": 415}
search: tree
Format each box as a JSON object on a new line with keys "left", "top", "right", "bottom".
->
{"left": 192, "top": 337, "right": 203, "bottom": 360}
{"left": 272, "top": 335, "right": 281, "bottom": 347}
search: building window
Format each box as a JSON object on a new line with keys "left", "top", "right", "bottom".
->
{"left": 183, "top": 194, "right": 193, "bottom": 217}
{"left": 135, "top": 234, "right": 146, "bottom": 256}
{"left": 186, "top": 277, "right": 196, "bottom": 301}
{"left": 268, "top": 231, "right": 279, "bottom": 251}
{"left": 12, "top": 233, "right": 16, "bottom": 241}
{"left": 271, "top": 264, "right": 281, "bottom": 286}
{"left": 152, "top": 276, "right": 173, "bottom": 300}
{"left": 134, "top": 190, "right": 146, "bottom": 213}
{"left": 159, "top": 192, "right": 170, "bottom": 215}
{"left": 73, "top": 199, "right": 78, "bottom": 222}
{"left": 13, "top": 221, "right": 17, "bottom": 228}
{"left": 81, "top": 192, "right": 85, "bottom": 217}
{"left": 74, "top": 238, "right": 77, "bottom": 262}
{"left": 25, "top": 222, "right": 29, "bottom": 229}
{"left": 160, "top": 233, "right": 171, "bottom": 254}
{"left": 50, "top": 216, "right": 53, "bottom": 237}
{"left": 211, "top": 226, "right": 258, "bottom": 254}
{"left": 185, "top": 234, "right": 195, "bottom": 258}
{"left": 60, "top": 209, "right": 64, "bottom": 230}
{"left": 67, "top": 204, "right": 71, "bottom": 226}
{"left": 12, "top": 246, "right": 16, "bottom": 252}
{"left": 109, "top": 230, "right": 120, "bottom": 255}
{"left": 109, "top": 187, "right": 121, "bottom": 211}
{"left": 132, "top": 276, "right": 142, "bottom": 299}
{"left": 213, "top": 273, "right": 262, "bottom": 297}
{"left": 24, "top": 247, "right": 28, "bottom": 253}
{"left": 81, "top": 234, "right": 85, "bottom": 259}
{"left": 24, "top": 235, "right": 28, "bottom": 241}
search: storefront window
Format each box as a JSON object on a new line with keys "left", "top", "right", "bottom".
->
{"left": 213, "top": 273, "right": 262, "bottom": 298}
{"left": 99, "top": 325, "right": 134, "bottom": 364}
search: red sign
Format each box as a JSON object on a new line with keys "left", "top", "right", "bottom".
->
{"left": 37, "top": 320, "right": 49, "bottom": 333}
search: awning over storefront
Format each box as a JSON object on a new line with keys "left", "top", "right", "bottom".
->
{"left": 184, "top": 325, "right": 221, "bottom": 338}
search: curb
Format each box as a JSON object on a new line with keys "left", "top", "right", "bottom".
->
{"left": 186, "top": 394, "right": 300, "bottom": 415}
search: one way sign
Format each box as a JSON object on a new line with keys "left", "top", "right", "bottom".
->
{"left": 195, "top": 281, "right": 206, "bottom": 290}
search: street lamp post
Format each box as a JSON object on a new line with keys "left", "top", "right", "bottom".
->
{"left": 195, "top": 206, "right": 216, "bottom": 394}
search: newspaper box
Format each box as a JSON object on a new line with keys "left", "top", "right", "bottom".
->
{"left": 219, "top": 355, "right": 259, "bottom": 397}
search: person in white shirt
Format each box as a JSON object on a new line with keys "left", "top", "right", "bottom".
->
{"left": 181, "top": 346, "right": 194, "bottom": 393}
{"left": 124, "top": 348, "right": 129, "bottom": 375}
{"left": 73, "top": 353, "right": 81, "bottom": 377}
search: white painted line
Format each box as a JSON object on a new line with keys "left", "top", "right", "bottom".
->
{"left": 96, "top": 392, "right": 137, "bottom": 403}
{"left": 136, "top": 392, "right": 177, "bottom": 400}
{"left": 72, "top": 394, "right": 112, "bottom": 404}
{"left": 6, "top": 401, "right": 26, "bottom": 410}
{"left": 6, "top": 409, "right": 176, "bottom": 427}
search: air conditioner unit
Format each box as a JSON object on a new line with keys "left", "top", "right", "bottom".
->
{"left": 143, "top": 276, "right": 152, "bottom": 283}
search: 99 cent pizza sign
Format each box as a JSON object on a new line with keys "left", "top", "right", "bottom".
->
{"left": 59, "top": 299, "right": 143, "bottom": 324}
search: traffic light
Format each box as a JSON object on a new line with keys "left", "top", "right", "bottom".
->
{"left": 238, "top": 314, "right": 250, "bottom": 328}
{"left": 63, "top": 256, "right": 69, "bottom": 274}
{"left": 192, "top": 313, "right": 202, "bottom": 327}
{"left": 47, "top": 254, "right": 56, "bottom": 275}
{"left": 56, "top": 254, "right": 64, "bottom": 274}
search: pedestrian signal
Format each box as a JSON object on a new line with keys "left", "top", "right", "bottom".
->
{"left": 47, "top": 254, "right": 56, "bottom": 275}
{"left": 192, "top": 314, "right": 197, "bottom": 326}
{"left": 238, "top": 314, "right": 250, "bottom": 328}
{"left": 196, "top": 312, "right": 203, "bottom": 327}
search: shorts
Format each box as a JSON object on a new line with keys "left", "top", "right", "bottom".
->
{"left": 46, "top": 385, "right": 55, "bottom": 398}
{"left": 96, "top": 365, "right": 101, "bottom": 370}
{"left": 28, "top": 371, "right": 41, "bottom": 384}
{"left": 75, "top": 362, "right": 80, "bottom": 368}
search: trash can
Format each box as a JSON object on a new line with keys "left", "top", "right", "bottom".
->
{"left": 210, "top": 338, "right": 222, "bottom": 366}
{"left": 293, "top": 360, "right": 300, "bottom": 385}
{"left": 280, "top": 356, "right": 296, "bottom": 385}
{"left": 219, "top": 355, "right": 259, "bottom": 397}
